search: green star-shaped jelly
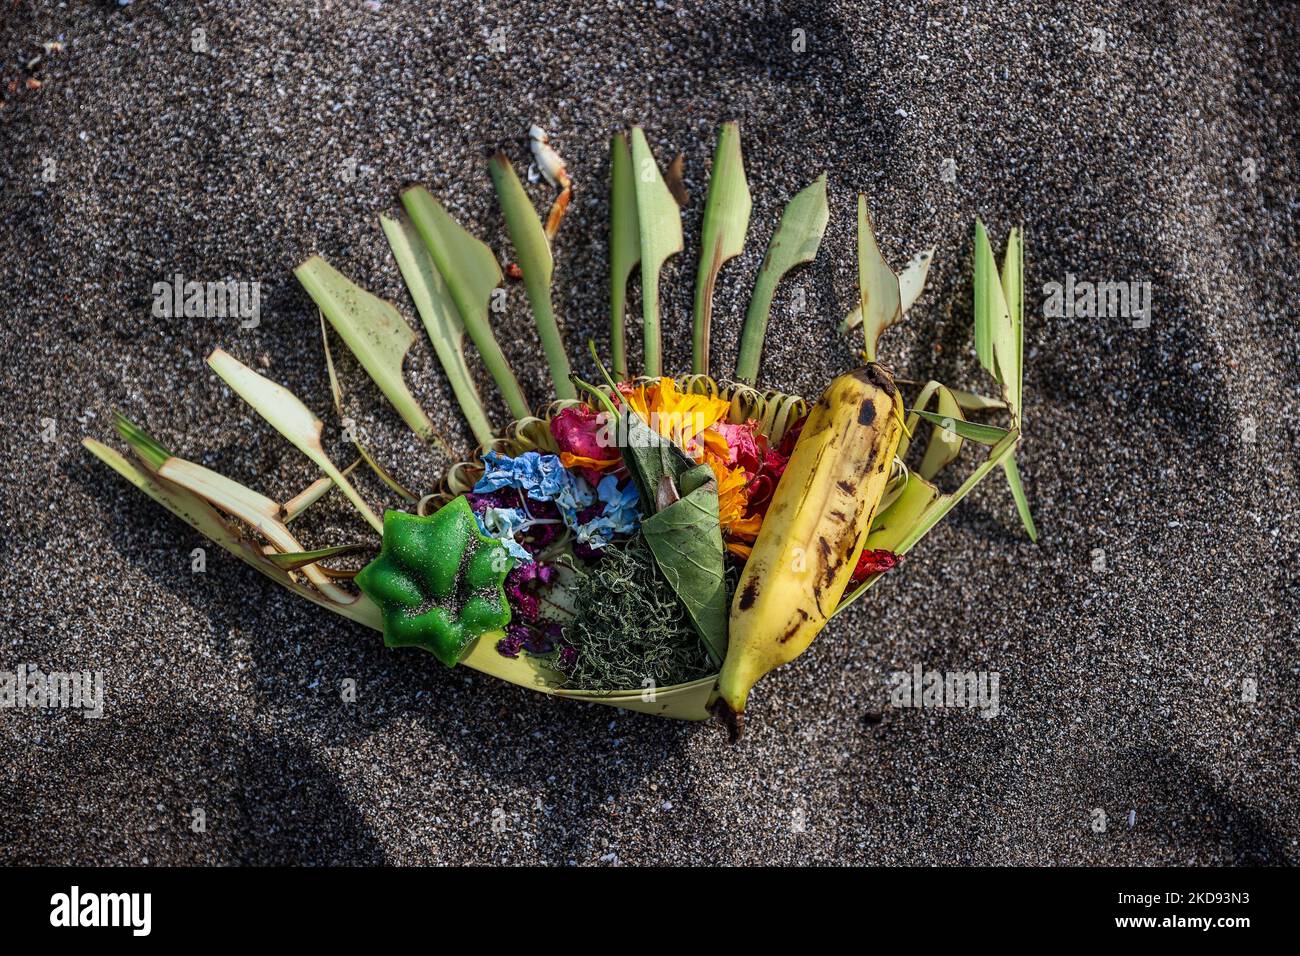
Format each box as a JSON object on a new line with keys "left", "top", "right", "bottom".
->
{"left": 355, "top": 496, "right": 514, "bottom": 666}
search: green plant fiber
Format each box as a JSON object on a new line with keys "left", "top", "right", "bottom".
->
{"left": 560, "top": 537, "right": 713, "bottom": 691}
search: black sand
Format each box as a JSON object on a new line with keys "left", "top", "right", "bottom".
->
{"left": 0, "top": 1, "right": 1296, "bottom": 864}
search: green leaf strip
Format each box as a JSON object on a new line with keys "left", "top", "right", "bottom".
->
{"left": 608, "top": 132, "right": 641, "bottom": 380}
{"left": 265, "top": 543, "right": 371, "bottom": 572}
{"left": 691, "top": 121, "right": 751, "bottom": 375}
{"left": 401, "top": 186, "right": 530, "bottom": 421}
{"left": 294, "top": 255, "right": 439, "bottom": 446}
{"left": 857, "top": 195, "right": 903, "bottom": 363}
{"left": 735, "top": 173, "right": 829, "bottom": 384}
{"left": 629, "top": 127, "right": 684, "bottom": 377}
{"left": 910, "top": 408, "right": 1010, "bottom": 446}
{"left": 381, "top": 211, "right": 495, "bottom": 449}
{"left": 488, "top": 152, "right": 575, "bottom": 400}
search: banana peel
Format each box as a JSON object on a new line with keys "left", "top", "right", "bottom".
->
{"left": 715, "top": 363, "right": 904, "bottom": 735}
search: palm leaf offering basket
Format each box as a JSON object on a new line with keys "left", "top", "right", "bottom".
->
{"left": 87, "top": 122, "right": 1035, "bottom": 730}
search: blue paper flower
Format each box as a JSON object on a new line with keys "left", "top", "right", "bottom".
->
{"left": 474, "top": 451, "right": 573, "bottom": 504}
{"left": 472, "top": 507, "right": 534, "bottom": 562}
{"left": 473, "top": 451, "right": 521, "bottom": 494}
{"left": 596, "top": 475, "right": 641, "bottom": 534}
{"left": 573, "top": 516, "right": 614, "bottom": 549}
{"left": 553, "top": 472, "right": 595, "bottom": 528}
{"left": 471, "top": 450, "right": 638, "bottom": 551}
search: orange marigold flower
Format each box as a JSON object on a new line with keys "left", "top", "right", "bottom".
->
{"left": 704, "top": 452, "right": 757, "bottom": 538}
{"left": 725, "top": 541, "right": 753, "bottom": 561}
{"left": 618, "top": 376, "right": 776, "bottom": 554}
{"left": 559, "top": 451, "right": 622, "bottom": 475}
{"left": 621, "top": 377, "right": 730, "bottom": 457}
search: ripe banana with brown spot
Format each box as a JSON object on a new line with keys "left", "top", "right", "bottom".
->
{"left": 715, "top": 363, "right": 904, "bottom": 734}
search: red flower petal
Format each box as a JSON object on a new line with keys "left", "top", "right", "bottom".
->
{"left": 851, "top": 548, "right": 900, "bottom": 582}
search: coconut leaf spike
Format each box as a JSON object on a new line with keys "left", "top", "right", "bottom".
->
{"left": 735, "top": 173, "right": 829, "bottom": 384}
{"left": 973, "top": 220, "right": 1036, "bottom": 541}
{"left": 692, "top": 121, "right": 751, "bottom": 375}
{"left": 839, "top": 246, "right": 934, "bottom": 336}
{"left": 608, "top": 132, "right": 640, "bottom": 380}
{"left": 207, "top": 348, "right": 383, "bottom": 534}
{"left": 1002, "top": 226, "right": 1024, "bottom": 419}
{"left": 400, "top": 185, "right": 531, "bottom": 422}
{"left": 629, "top": 126, "right": 684, "bottom": 377}
{"left": 381, "top": 211, "right": 495, "bottom": 449}
{"left": 295, "top": 255, "right": 442, "bottom": 449}
{"left": 997, "top": 225, "right": 1036, "bottom": 541}
{"left": 972, "top": 219, "right": 1015, "bottom": 403}
{"left": 487, "top": 151, "right": 575, "bottom": 400}
{"left": 856, "top": 196, "right": 903, "bottom": 363}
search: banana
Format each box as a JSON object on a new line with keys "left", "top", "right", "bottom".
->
{"left": 715, "top": 363, "right": 903, "bottom": 734}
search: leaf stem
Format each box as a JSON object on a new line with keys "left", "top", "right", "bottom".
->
{"left": 488, "top": 152, "right": 575, "bottom": 401}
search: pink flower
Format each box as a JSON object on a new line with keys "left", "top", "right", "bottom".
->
{"left": 551, "top": 404, "right": 620, "bottom": 484}
{"left": 712, "top": 421, "right": 764, "bottom": 474}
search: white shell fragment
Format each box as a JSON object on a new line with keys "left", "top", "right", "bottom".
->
{"left": 529, "top": 124, "right": 568, "bottom": 190}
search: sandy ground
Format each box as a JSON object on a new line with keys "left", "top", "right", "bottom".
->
{"left": 0, "top": 0, "right": 1296, "bottom": 865}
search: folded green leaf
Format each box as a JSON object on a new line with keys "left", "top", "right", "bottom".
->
{"left": 381, "top": 211, "right": 495, "bottom": 449}
{"left": 692, "top": 121, "right": 751, "bottom": 375}
{"left": 866, "top": 471, "right": 942, "bottom": 552}
{"left": 401, "top": 185, "right": 530, "bottom": 421}
{"left": 266, "top": 544, "right": 371, "bottom": 571}
{"left": 629, "top": 126, "right": 684, "bottom": 377}
{"left": 111, "top": 410, "right": 169, "bottom": 470}
{"left": 488, "top": 152, "right": 575, "bottom": 400}
{"left": 896, "top": 380, "right": 941, "bottom": 460}
{"left": 736, "top": 173, "right": 829, "bottom": 384}
{"left": 639, "top": 463, "right": 728, "bottom": 668}
{"left": 911, "top": 409, "right": 1010, "bottom": 446}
